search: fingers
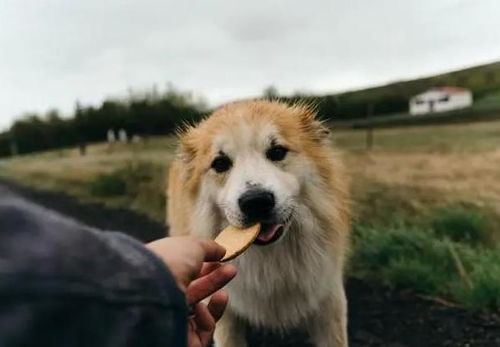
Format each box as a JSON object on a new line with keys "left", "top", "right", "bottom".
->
{"left": 191, "top": 290, "right": 228, "bottom": 347}
{"left": 187, "top": 264, "right": 236, "bottom": 304}
{"left": 198, "top": 262, "right": 220, "bottom": 277}
{"left": 192, "top": 303, "right": 215, "bottom": 346}
{"left": 198, "top": 239, "right": 226, "bottom": 262}
{"left": 189, "top": 290, "right": 228, "bottom": 347}
{"left": 193, "top": 303, "right": 214, "bottom": 332}
{"left": 207, "top": 289, "right": 228, "bottom": 322}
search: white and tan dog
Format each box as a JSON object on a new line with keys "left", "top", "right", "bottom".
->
{"left": 167, "top": 100, "right": 350, "bottom": 347}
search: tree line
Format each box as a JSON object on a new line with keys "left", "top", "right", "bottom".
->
{"left": 0, "top": 87, "right": 206, "bottom": 157}
{"left": 0, "top": 85, "right": 404, "bottom": 158}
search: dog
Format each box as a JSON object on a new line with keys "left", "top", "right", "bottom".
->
{"left": 167, "top": 100, "right": 351, "bottom": 347}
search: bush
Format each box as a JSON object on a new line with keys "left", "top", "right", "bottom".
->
{"left": 352, "top": 224, "right": 456, "bottom": 294}
{"left": 385, "top": 258, "right": 444, "bottom": 293}
{"left": 117, "top": 161, "right": 166, "bottom": 221}
{"left": 116, "top": 161, "right": 155, "bottom": 185}
{"left": 352, "top": 223, "right": 450, "bottom": 274}
{"left": 351, "top": 223, "right": 500, "bottom": 309}
{"left": 452, "top": 248, "right": 500, "bottom": 309}
{"left": 89, "top": 174, "right": 126, "bottom": 197}
{"left": 431, "top": 207, "right": 487, "bottom": 245}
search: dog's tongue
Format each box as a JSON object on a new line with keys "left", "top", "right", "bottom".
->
{"left": 256, "top": 224, "right": 283, "bottom": 242}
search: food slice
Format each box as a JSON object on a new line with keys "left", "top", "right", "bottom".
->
{"left": 215, "top": 223, "right": 261, "bottom": 262}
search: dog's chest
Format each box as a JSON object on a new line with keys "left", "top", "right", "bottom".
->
{"left": 227, "top": 238, "right": 334, "bottom": 329}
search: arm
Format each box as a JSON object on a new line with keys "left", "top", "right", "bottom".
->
{"left": 0, "top": 194, "right": 187, "bottom": 347}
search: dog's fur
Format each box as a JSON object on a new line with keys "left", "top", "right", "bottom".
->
{"left": 167, "top": 100, "right": 350, "bottom": 347}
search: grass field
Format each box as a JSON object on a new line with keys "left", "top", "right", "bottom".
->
{"left": 1, "top": 119, "right": 500, "bottom": 309}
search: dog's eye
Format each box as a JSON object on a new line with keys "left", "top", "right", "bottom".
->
{"left": 266, "top": 145, "right": 288, "bottom": 162}
{"left": 211, "top": 155, "right": 232, "bottom": 173}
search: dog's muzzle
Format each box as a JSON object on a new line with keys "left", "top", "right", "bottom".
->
{"left": 238, "top": 189, "right": 285, "bottom": 245}
{"left": 238, "top": 188, "right": 275, "bottom": 224}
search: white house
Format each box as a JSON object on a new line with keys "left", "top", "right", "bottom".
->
{"left": 409, "top": 87, "right": 473, "bottom": 115}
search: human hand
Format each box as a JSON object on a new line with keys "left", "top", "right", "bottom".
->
{"left": 147, "top": 236, "right": 236, "bottom": 347}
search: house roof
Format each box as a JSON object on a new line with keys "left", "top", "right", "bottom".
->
{"left": 412, "top": 86, "right": 470, "bottom": 99}
{"left": 430, "top": 86, "right": 469, "bottom": 94}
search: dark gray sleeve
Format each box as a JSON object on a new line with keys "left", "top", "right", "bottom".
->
{"left": 0, "top": 194, "right": 187, "bottom": 347}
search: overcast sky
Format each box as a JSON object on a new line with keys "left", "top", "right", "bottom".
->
{"left": 1, "top": 0, "right": 499, "bottom": 130}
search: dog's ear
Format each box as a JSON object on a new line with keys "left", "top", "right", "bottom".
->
{"left": 175, "top": 126, "right": 205, "bottom": 197}
{"left": 297, "top": 106, "right": 331, "bottom": 143}
{"left": 176, "top": 125, "right": 198, "bottom": 164}
{"left": 311, "top": 120, "right": 331, "bottom": 141}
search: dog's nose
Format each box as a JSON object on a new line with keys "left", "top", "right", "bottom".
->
{"left": 238, "top": 189, "right": 275, "bottom": 222}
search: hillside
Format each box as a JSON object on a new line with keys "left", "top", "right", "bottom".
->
{"left": 339, "top": 60, "right": 500, "bottom": 101}
{"left": 283, "top": 60, "right": 500, "bottom": 119}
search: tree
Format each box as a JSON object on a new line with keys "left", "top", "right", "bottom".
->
{"left": 0, "top": 85, "right": 205, "bottom": 157}
{"left": 262, "top": 85, "right": 279, "bottom": 100}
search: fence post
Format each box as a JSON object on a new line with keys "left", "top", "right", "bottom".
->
{"left": 9, "top": 139, "right": 18, "bottom": 157}
{"left": 366, "top": 103, "right": 374, "bottom": 150}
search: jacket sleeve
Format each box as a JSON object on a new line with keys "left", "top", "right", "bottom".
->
{"left": 0, "top": 193, "right": 187, "bottom": 347}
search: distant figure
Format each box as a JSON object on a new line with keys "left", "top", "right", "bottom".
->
{"left": 107, "top": 129, "right": 116, "bottom": 143}
{"left": 9, "top": 140, "right": 18, "bottom": 157}
{"left": 131, "top": 135, "right": 141, "bottom": 144}
{"left": 118, "top": 129, "right": 128, "bottom": 143}
{"left": 78, "top": 140, "right": 86, "bottom": 156}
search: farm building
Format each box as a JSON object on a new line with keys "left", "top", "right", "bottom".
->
{"left": 409, "top": 87, "right": 473, "bottom": 115}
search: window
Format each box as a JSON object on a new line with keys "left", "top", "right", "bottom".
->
{"left": 438, "top": 95, "right": 450, "bottom": 103}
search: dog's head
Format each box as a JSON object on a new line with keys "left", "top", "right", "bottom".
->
{"left": 178, "top": 100, "right": 331, "bottom": 245}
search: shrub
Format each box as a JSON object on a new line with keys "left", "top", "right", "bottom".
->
{"left": 351, "top": 222, "right": 500, "bottom": 309}
{"left": 117, "top": 161, "right": 155, "bottom": 184}
{"left": 384, "top": 258, "right": 444, "bottom": 293}
{"left": 121, "top": 161, "right": 166, "bottom": 222}
{"left": 87, "top": 161, "right": 166, "bottom": 220}
{"left": 89, "top": 174, "right": 126, "bottom": 197}
{"left": 431, "top": 207, "right": 487, "bottom": 245}
{"left": 353, "top": 225, "right": 450, "bottom": 271}
{"left": 452, "top": 248, "right": 500, "bottom": 309}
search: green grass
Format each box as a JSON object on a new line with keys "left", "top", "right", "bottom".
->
{"left": 431, "top": 207, "right": 488, "bottom": 245}
{"left": 86, "top": 160, "right": 168, "bottom": 222}
{"left": 351, "top": 221, "right": 500, "bottom": 309}
{"left": 453, "top": 250, "right": 500, "bottom": 309}
{"left": 90, "top": 174, "right": 127, "bottom": 197}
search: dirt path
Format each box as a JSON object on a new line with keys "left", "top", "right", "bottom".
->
{"left": 1, "top": 181, "right": 499, "bottom": 346}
